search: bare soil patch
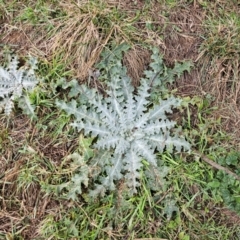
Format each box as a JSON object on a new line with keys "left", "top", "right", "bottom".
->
{"left": 162, "top": 3, "right": 205, "bottom": 97}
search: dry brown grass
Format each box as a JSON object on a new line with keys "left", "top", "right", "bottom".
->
{"left": 200, "top": 57, "right": 240, "bottom": 143}
{"left": 195, "top": 1, "right": 240, "bottom": 141}
{"left": 45, "top": 1, "right": 112, "bottom": 80}
{"left": 123, "top": 46, "right": 151, "bottom": 86}
{"left": 157, "top": 1, "right": 240, "bottom": 142}
{"left": 39, "top": 1, "right": 148, "bottom": 81}
{"left": 0, "top": 1, "right": 147, "bottom": 80}
{"left": 1, "top": 0, "right": 167, "bottom": 82}
{"left": 0, "top": 112, "right": 75, "bottom": 238}
{"left": 47, "top": 1, "right": 161, "bottom": 81}
{"left": 163, "top": 4, "right": 204, "bottom": 63}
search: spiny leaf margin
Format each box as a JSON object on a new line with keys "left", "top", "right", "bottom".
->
{"left": 56, "top": 44, "right": 191, "bottom": 197}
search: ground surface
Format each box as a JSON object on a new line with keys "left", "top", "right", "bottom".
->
{"left": 0, "top": 0, "right": 240, "bottom": 239}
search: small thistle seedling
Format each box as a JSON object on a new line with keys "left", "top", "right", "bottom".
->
{"left": 0, "top": 55, "right": 39, "bottom": 117}
{"left": 56, "top": 45, "right": 191, "bottom": 197}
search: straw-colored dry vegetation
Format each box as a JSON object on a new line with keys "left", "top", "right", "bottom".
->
{"left": 0, "top": 0, "right": 240, "bottom": 239}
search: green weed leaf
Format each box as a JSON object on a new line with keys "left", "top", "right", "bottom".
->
{"left": 57, "top": 44, "right": 191, "bottom": 197}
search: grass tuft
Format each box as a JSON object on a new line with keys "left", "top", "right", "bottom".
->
{"left": 45, "top": 0, "right": 143, "bottom": 80}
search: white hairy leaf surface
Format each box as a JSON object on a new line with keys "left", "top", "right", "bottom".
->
{"left": 0, "top": 55, "right": 39, "bottom": 116}
{"left": 57, "top": 45, "right": 191, "bottom": 197}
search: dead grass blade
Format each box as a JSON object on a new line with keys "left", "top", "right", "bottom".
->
{"left": 194, "top": 150, "right": 240, "bottom": 181}
{"left": 123, "top": 46, "right": 151, "bottom": 86}
{"left": 46, "top": 1, "right": 139, "bottom": 81}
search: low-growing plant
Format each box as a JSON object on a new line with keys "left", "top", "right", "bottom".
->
{"left": 0, "top": 55, "right": 39, "bottom": 118}
{"left": 206, "top": 150, "right": 240, "bottom": 214}
{"left": 56, "top": 44, "right": 191, "bottom": 198}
